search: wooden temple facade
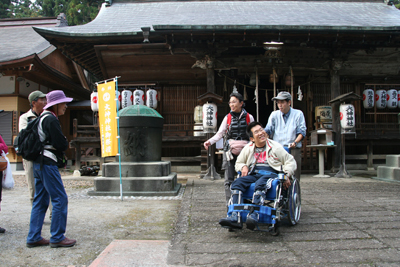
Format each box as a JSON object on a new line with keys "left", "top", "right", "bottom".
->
{"left": 32, "top": 0, "right": 400, "bottom": 172}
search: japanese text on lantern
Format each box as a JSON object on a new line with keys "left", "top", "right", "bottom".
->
{"left": 206, "top": 105, "right": 214, "bottom": 126}
{"left": 346, "top": 105, "right": 354, "bottom": 127}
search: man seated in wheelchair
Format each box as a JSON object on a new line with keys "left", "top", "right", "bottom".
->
{"left": 219, "top": 121, "right": 296, "bottom": 230}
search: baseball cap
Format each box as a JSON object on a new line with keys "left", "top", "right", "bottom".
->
{"left": 28, "top": 91, "right": 46, "bottom": 104}
{"left": 272, "top": 91, "right": 291, "bottom": 101}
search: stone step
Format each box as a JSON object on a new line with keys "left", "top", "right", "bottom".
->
{"left": 386, "top": 155, "right": 400, "bottom": 168}
{"left": 377, "top": 166, "right": 400, "bottom": 181}
{"left": 103, "top": 161, "right": 171, "bottom": 177}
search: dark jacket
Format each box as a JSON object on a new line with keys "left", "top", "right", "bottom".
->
{"left": 34, "top": 111, "right": 68, "bottom": 166}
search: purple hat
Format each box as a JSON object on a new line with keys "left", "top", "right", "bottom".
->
{"left": 44, "top": 90, "right": 73, "bottom": 110}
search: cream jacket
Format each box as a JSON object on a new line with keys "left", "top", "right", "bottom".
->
{"left": 19, "top": 109, "right": 37, "bottom": 132}
{"left": 235, "top": 139, "right": 297, "bottom": 177}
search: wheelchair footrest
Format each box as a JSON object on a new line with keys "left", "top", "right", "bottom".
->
{"left": 228, "top": 204, "right": 277, "bottom": 225}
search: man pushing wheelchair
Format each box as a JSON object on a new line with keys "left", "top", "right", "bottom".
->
{"left": 219, "top": 121, "right": 297, "bottom": 231}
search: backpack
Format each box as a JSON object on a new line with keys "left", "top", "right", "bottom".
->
{"left": 14, "top": 113, "right": 50, "bottom": 161}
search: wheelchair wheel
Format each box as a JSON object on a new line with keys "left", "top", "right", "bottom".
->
{"left": 288, "top": 178, "right": 301, "bottom": 226}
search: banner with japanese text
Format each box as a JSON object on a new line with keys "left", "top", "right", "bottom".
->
{"left": 97, "top": 80, "right": 118, "bottom": 157}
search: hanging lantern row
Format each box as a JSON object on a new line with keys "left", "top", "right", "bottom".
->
{"left": 90, "top": 89, "right": 158, "bottom": 112}
{"left": 363, "top": 89, "right": 400, "bottom": 109}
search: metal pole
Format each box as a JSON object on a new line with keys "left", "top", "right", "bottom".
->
{"left": 115, "top": 77, "right": 123, "bottom": 200}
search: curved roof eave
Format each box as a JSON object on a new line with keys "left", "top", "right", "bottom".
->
{"left": 31, "top": 1, "right": 400, "bottom": 40}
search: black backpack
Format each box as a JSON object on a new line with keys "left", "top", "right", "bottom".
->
{"left": 14, "top": 113, "right": 50, "bottom": 161}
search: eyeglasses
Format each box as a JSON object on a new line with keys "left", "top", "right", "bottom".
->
{"left": 252, "top": 128, "right": 264, "bottom": 135}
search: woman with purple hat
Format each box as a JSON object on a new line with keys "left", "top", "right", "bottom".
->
{"left": 26, "top": 90, "right": 76, "bottom": 248}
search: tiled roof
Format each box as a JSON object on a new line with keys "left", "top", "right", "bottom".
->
{"left": 34, "top": 1, "right": 400, "bottom": 37}
{"left": 0, "top": 27, "right": 52, "bottom": 63}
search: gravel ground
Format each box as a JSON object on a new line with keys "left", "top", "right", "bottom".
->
{"left": 0, "top": 174, "right": 183, "bottom": 267}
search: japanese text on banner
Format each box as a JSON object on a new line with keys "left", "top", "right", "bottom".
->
{"left": 97, "top": 81, "right": 118, "bottom": 157}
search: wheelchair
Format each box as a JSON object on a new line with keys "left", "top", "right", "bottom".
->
{"left": 225, "top": 172, "right": 301, "bottom": 235}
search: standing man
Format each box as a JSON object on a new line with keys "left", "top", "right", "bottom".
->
{"left": 19, "top": 91, "right": 52, "bottom": 216}
{"left": 265, "top": 91, "right": 306, "bottom": 181}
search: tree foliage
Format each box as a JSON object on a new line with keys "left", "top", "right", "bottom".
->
{"left": 0, "top": 0, "right": 101, "bottom": 25}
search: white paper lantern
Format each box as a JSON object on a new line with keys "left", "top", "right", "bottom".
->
{"left": 121, "top": 89, "right": 133, "bottom": 109}
{"left": 146, "top": 88, "right": 158, "bottom": 109}
{"left": 90, "top": 91, "right": 98, "bottom": 111}
{"left": 202, "top": 103, "right": 218, "bottom": 133}
{"left": 133, "top": 89, "right": 144, "bottom": 105}
{"left": 362, "top": 89, "right": 374, "bottom": 109}
{"left": 315, "top": 106, "right": 332, "bottom": 122}
{"left": 387, "top": 89, "right": 397, "bottom": 109}
{"left": 375, "top": 90, "right": 386, "bottom": 109}
{"left": 116, "top": 91, "right": 121, "bottom": 110}
{"left": 398, "top": 90, "right": 400, "bottom": 108}
{"left": 194, "top": 105, "right": 203, "bottom": 123}
{"left": 340, "top": 104, "right": 355, "bottom": 130}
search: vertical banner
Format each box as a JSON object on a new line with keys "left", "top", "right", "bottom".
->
{"left": 98, "top": 80, "right": 118, "bottom": 157}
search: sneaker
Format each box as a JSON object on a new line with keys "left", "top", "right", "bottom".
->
{"left": 246, "top": 212, "right": 259, "bottom": 230}
{"left": 219, "top": 212, "right": 243, "bottom": 229}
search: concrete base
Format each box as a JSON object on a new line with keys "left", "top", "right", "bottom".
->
{"left": 88, "top": 183, "right": 181, "bottom": 197}
{"left": 377, "top": 166, "right": 400, "bottom": 181}
{"left": 89, "top": 172, "right": 181, "bottom": 196}
{"left": 313, "top": 174, "right": 331, "bottom": 178}
{"left": 386, "top": 155, "right": 400, "bottom": 168}
{"left": 103, "top": 161, "right": 171, "bottom": 177}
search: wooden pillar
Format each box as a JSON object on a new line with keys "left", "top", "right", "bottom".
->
{"left": 206, "top": 64, "right": 215, "bottom": 93}
{"left": 330, "top": 69, "right": 341, "bottom": 172}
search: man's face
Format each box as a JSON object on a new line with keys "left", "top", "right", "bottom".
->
{"left": 276, "top": 99, "right": 291, "bottom": 114}
{"left": 32, "top": 97, "right": 47, "bottom": 114}
{"left": 250, "top": 125, "right": 267, "bottom": 147}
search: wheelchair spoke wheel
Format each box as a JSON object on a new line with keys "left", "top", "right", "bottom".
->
{"left": 288, "top": 179, "right": 301, "bottom": 226}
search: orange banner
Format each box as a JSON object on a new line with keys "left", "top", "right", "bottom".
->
{"left": 97, "top": 80, "right": 118, "bottom": 157}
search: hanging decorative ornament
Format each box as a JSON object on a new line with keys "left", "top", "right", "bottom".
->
{"left": 362, "top": 88, "right": 374, "bottom": 109}
{"left": 133, "top": 89, "right": 145, "bottom": 105}
{"left": 202, "top": 102, "right": 218, "bottom": 133}
{"left": 265, "top": 89, "right": 269, "bottom": 105}
{"left": 297, "top": 86, "right": 303, "bottom": 101}
{"left": 243, "top": 85, "right": 248, "bottom": 101}
{"left": 375, "top": 89, "right": 386, "bottom": 109}
{"left": 232, "top": 80, "right": 238, "bottom": 93}
{"left": 121, "top": 89, "right": 133, "bottom": 109}
{"left": 387, "top": 89, "right": 397, "bottom": 109}
{"left": 90, "top": 91, "right": 98, "bottom": 112}
{"left": 146, "top": 88, "right": 158, "bottom": 109}
{"left": 340, "top": 103, "right": 355, "bottom": 131}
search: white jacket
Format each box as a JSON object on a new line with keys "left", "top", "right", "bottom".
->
{"left": 19, "top": 109, "right": 38, "bottom": 132}
{"left": 235, "top": 139, "right": 297, "bottom": 177}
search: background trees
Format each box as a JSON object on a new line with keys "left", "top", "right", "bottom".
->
{"left": 0, "top": 0, "right": 102, "bottom": 25}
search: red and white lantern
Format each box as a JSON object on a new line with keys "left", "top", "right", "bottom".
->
{"left": 375, "top": 90, "right": 386, "bottom": 109}
{"left": 121, "top": 89, "right": 133, "bottom": 109}
{"left": 398, "top": 90, "right": 400, "bottom": 108}
{"left": 90, "top": 91, "right": 98, "bottom": 111}
{"left": 362, "top": 89, "right": 374, "bottom": 109}
{"left": 340, "top": 104, "right": 355, "bottom": 130}
{"left": 146, "top": 88, "right": 158, "bottom": 109}
{"left": 387, "top": 89, "right": 397, "bottom": 109}
{"left": 133, "top": 89, "right": 144, "bottom": 105}
{"left": 202, "top": 103, "right": 218, "bottom": 133}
